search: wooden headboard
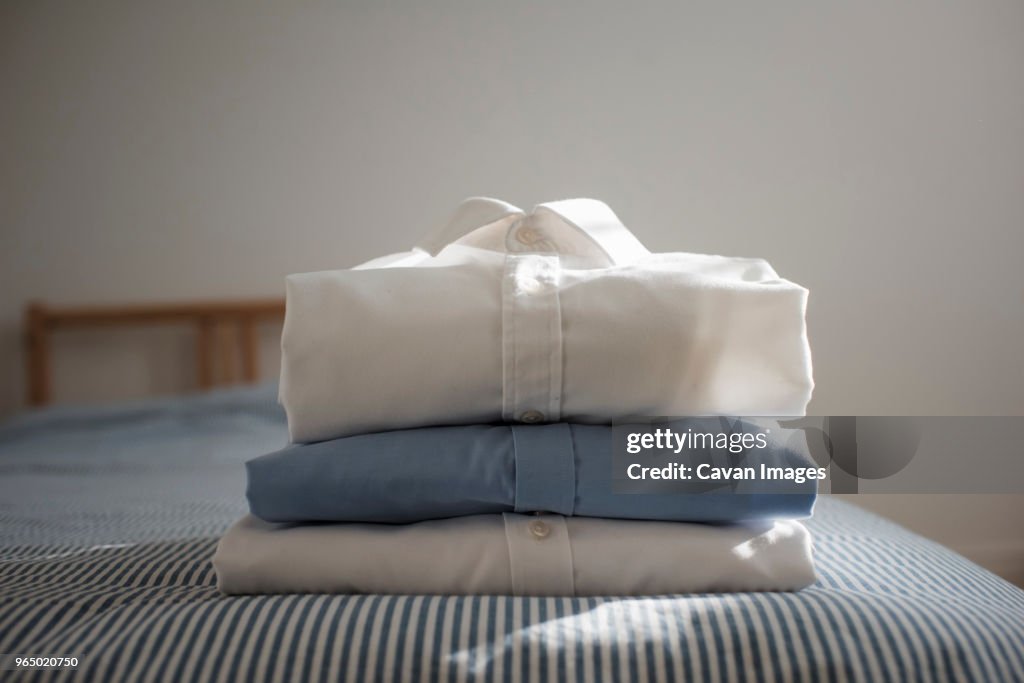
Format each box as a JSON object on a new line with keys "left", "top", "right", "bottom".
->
{"left": 23, "top": 299, "right": 286, "bottom": 407}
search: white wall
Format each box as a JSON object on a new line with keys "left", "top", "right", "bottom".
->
{"left": 2, "top": 1, "right": 1022, "bottom": 580}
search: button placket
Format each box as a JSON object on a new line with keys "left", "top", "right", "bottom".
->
{"left": 511, "top": 423, "right": 576, "bottom": 516}
{"left": 501, "top": 254, "right": 564, "bottom": 424}
{"left": 503, "top": 513, "right": 575, "bottom": 596}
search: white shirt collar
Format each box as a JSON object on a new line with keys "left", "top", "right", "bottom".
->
{"left": 412, "top": 197, "right": 652, "bottom": 269}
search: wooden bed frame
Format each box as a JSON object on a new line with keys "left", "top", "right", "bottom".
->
{"left": 23, "top": 299, "right": 286, "bottom": 407}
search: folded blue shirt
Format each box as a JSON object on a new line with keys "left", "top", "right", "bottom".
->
{"left": 247, "top": 420, "right": 818, "bottom": 524}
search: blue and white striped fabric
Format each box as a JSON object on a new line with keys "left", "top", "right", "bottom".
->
{"left": 1, "top": 386, "right": 1022, "bottom": 682}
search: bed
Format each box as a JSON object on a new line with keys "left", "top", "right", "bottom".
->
{"left": 2, "top": 301, "right": 1023, "bottom": 682}
{"left": 1, "top": 384, "right": 1022, "bottom": 683}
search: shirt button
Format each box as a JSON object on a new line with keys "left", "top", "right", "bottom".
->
{"left": 520, "top": 410, "right": 545, "bottom": 424}
{"left": 519, "top": 277, "right": 544, "bottom": 295}
{"left": 529, "top": 520, "right": 550, "bottom": 539}
{"left": 515, "top": 226, "right": 544, "bottom": 245}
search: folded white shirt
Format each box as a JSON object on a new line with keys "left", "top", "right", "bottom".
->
{"left": 214, "top": 513, "right": 816, "bottom": 596}
{"left": 280, "top": 197, "right": 814, "bottom": 443}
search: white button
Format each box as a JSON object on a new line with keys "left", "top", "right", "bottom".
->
{"left": 518, "top": 277, "right": 544, "bottom": 295}
{"left": 529, "top": 520, "right": 550, "bottom": 539}
{"left": 516, "top": 226, "right": 544, "bottom": 245}
{"left": 520, "top": 410, "right": 545, "bottom": 423}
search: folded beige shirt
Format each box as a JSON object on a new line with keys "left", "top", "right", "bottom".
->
{"left": 214, "top": 513, "right": 815, "bottom": 596}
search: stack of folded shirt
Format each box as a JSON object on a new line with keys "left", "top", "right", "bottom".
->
{"left": 214, "top": 197, "right": 818, "bottom": 597}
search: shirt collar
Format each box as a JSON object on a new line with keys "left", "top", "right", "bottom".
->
{"left": 415, "top": 197, "right": 651, "bottom": 269}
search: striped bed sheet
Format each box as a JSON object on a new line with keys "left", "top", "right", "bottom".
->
{"left": 0, "top": 386, "right": 1022, "bottom": 682}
